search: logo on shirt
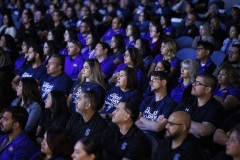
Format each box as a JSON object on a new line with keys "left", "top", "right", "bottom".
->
{"left": 22, "top": 72, "right": 33, "bottom": 78}
{"left": 173, "top": 153, "right": 181, "bottom": 160}
{"left": 41, "top": 82, "right": 54, "bottom": 99}
{"left": 185, "top": 108, "right": 189, "bottom": 112}
{"left": 105, "top": 93, "right": 122, "bottom": 111}
{"left": 8, "top": 146, "right": 13, "bottom": 152}
{"left": 143, "top": 107, "right": 159, "bottom": 121}
{"left": 85, "top": 129, "right": 91, "bottom": 136}
{"left": 121, "top": 142, "right": 127, "bottom": 150}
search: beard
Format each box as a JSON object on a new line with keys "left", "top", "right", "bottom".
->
{"left": 0, "top": 125, "right": 13, "bottom": 134}
{"left": 27, "top": 57, "right": 36, "bottom": 64}
{"left": 165, "top": 130, "right": 181, "bottom": 139}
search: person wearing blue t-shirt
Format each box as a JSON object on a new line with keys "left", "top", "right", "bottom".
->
{"left": 12, "top": 43, "right": 47, "bottom": 91}
{"left": 136, "top": 71, "right": 176, "bottom": 139}
{"left": 67, "top": 59, "right": 106, "bottom": 112}
{"left": 64, "top": 40, "right": 85, "bottom": 80}
{"left": 124, "top": 23, "right": 140, "bottom": 49}
{"left": 101, "top": 67, "right": 143, "bottom": 117}
{"left": 40, "top": 54, "right": 73, "bottom": 101}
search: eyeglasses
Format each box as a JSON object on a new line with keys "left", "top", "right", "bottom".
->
{"left": 124, "top": 53, "right": 130, "bottom": 57}
{"left": 195, "top": 48, "right": 205, "bottom": 51}
{"left": 229, "top": 50, "right": 239, "bottom": 55}
{"left": 193, "top": 80, "right": 209, "bottom": 87}
{"left": 149, "top": 78, "right": 161, "bottom": 83}
{"left": 167, "top": 121, "right": 183, "bottom": 126}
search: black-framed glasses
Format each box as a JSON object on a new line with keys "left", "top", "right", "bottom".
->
{"left": 193, "top": 80, "right": 209, "bottom": 87}
{"left": 167, "top": 121, "right": 183, "bottom": 126}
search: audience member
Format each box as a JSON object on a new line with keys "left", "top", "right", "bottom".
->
{"left": 11, "top": 43, "right": 47, "bottom": 90}
{"left": 68, "top": 58, "right": 106, "bottom": 112}
{"left": 0, "top": 48, "right": 14, "bottom": 80}
{"left": 108, "top": 48, "right": 146, "bottom": 87}
{"left": 65, "top": 40, "right": 85, "bottom": 80}
{"left": 11, "top": 77, "right": 43, "bottom": 137}
{"left": 0, "top": 12, "right": 17, "bottom": 38}
{"left": 72, "top": 137, "right": 106, "bottom": 160}
{"left": 109, "top": 34, "right": 125, "bottom": 66}
{"left": 160, "top": 15, "right": 174, "bottom": 37}
{"left": 102, "top": 67, "right": 143, "bottom": 117}
{"left": 192, "top": 23, "right": 215, "bottom": 49}
{"left": 94, "top": 42, "right": 116, "bottom": 81}
{"left": 136, "top": 71, "right": 176, "bottom": 139}
{"left": 225, "top": 7, "right": 240, "bottom": 29}
{"left": 101, "top": 17, "right": 125, "bottom": 44}
{"left": 66, "top": 89, "right": 107, "bottom": 149}
{"left": 77, "top": 19, "right": 92, "bottom": 48}
{"left": 157, "top": 111, "right": 208, "bottom": 160}
{"left": 34, "top": 9, "right": 48, "bottom": 43}
{"left": 102, "top": 99, "right": 150, "bottom": 159}
{"left": 175, "top": 74, "right": 225, "bottom": 150}
{"left": 62, "top": 6, "right": 78, "bottom": 30}
{"left": 213, "top": 63, "right": 240, "bottom": 111}
{"left": 0, "top": 34, "right": 18, "bottom": 63}
{"left": 42, "top": 40, "right": 58, "bottom": 66}
{"left": 124, "top": 23, "right": 140, "bottom": 49}
{"left": 149, "top": 24, "right": 164, "bottom": 56}
{"left": 171, "top": 59, "right": 199, "bottom": 103}
{"left": 196, "top": 40, "right": 216, "bottom": 75}
{"left": 32, "top": 127, "right": 71, "bottom": 160}
{"left": 220, "top": 25, "right": 239, "bottom": 54}
{"left": 134, "top": 38, "right": 153, "bottom": 72}
{"left": 137, "top": 10, "right": 150, "bottom": 36}
{"left": 35, "top": 90, "right": 71, "bottom": 142}
{"left": 39, "top": 54, "right": 73, "bottom": 101}
{"left": 82, "top": 32, "right": 99, "bottom": 60}
{"left": 0, "top": 107, "right": 39, "bottom": 159}
{"left": 202, "top": 4, "right": 219, "bottom": 22}
{"left": 148, "top": 38, "right": 180, "bottom": 78}
{"left": 179, "top": 13, "right": 198, "bottom": 38}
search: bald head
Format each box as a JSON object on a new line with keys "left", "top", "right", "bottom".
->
{"left": 169, "top": 111, "right": 191, "bottom": 130}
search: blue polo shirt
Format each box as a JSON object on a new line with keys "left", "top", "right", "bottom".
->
{"left": 64, "top": 55, "right": 85, "bottom": 79}
{"left": 102, "top": 28, "right": 126, "bottom": 42}
{"left": 99, "top": 57, "right": 116, "bottom": 81}
{"left": 0, "top": 131, "right": 39, "bottom": 160}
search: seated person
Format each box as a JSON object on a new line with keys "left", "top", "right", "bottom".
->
{"left": 101, "top": 99, "right": 150, "bottom": 159}
{"left": 157, "top": 111, "right": 208, "bottom": 160}
{"left": 101, "top": 67, "right": 143, "bottom": 117}
{"left": 196, "top": 41, "right": 216, "bottom": 75}
{"left": 214, "top": 63, "right": 240, "bottom": 111}
{"left": 136, "top": 71, "right": 176, "bottom": 139}
{"left": 171, "top": 59, "right": 199, "bottom": 103}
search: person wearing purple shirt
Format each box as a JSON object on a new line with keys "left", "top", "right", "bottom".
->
{"left": 148, "top": 24, "right": 163, "bottom": 56}
{"left": 124, "top": 23, "right": 140, "bottom": 49}
{"left": 101, "top": 67, "right": 143, "bottom": 116}
{"left": 214, "top": 63, "right": 240, "bottom": 111}
{"left": 40, "top": 54, "right": 73, "bottom": 101}
{"left": 148, "top": 39, "right": 180, "bottom": 79}
{"left": 101, "top": 17, "right": 126, "bottom": 44}
{"left": 170, "top": 60, "right": 199, "bottom": 103}
{"left": 110, "top": 34, "right": 125, "bottom": 67}
{"left": 64, "top": 40, "right": 85, "bottom": 80}
{"left": 81, "top": 32, "right": 98, "bottom": 60}
{"left": 94, "top": 42, "right": 116, "bottom": 81}
{"left": 196, "top": 41, "right": 216, "bottom": 75}
{"left": 109, "top": 48, "right": 146, "bottom": 88}
{"left": 12, "top": 44, "right": 47, "bottom": 91}
{"left": 0, "top": 107, "right": 39, "bottom": 160}
{"left": 77, "top": 20, "right": 92, "bottom": 48}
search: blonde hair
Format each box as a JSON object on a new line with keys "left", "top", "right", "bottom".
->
{"left": 162, "top": 38, "right": 177, "bottom": 62}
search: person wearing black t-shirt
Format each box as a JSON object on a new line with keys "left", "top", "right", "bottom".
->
{"left": 157, "top": 111, "right": 208, "bottom": 160}
{"left": 102, "top": 99, "right": 150, "bottom": 160}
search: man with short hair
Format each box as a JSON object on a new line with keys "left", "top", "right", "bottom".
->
{"left": 136, "top": 71, "right": 176, "bottom": 139}
{"left": 101, "top": 17, "right": 126, "bottom": 44}
{"left": 176, "top": 74, "right": 225, "bottom": 150}
{"left": 11, "top": 43, "right": 47, "bottom": 90}
{"left": 0, "top": 107, "right": 39, "bottom": 159}
{"left": 66, "top": 89, "right": 107, "bottom": 148}
{"left": 102, "top": 99, "right": 150, "bottom": 159}
{"left": 157, "top": 111, "right": 206, "bottom": 160}
{"left": 214, "top": 44, "right": 240, "bottom": 77}
{"left": 65, "top": 40, "right": 85, "bottom": 80}
{"left": 180, "top": 13, "right": 198, "bottom": 38}
{"left": 39, "top": 54, "right": 73, "bottom": 101}
{"left": 77, "top": 19, "right": 92, "bottom": 48}
{"left": 196, "top": 40, "right": 216, "bottom": 75}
